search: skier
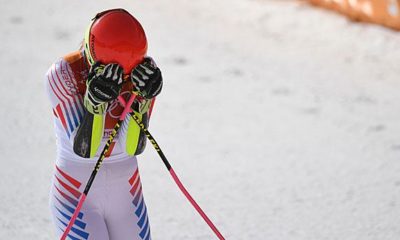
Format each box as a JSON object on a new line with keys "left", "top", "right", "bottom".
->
{"left": 45, "top": 9, "right": 162, "bottom": 240}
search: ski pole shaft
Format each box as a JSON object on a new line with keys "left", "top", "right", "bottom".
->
{"left": 61, "top": 93, "right": 136, "bottom": 240}
{"left": 118, "top": 96, "right": 225, "bottom": 240}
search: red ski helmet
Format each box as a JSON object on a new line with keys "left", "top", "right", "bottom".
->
{"left": 84, "top": 9, "right": 148, "bottom": 74}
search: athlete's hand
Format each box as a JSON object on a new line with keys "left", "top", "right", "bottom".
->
{"left": 130, "top": 57, "right": 163, "bottom": 99}
{"left": 84, "top": 62, "right": 124, "bottom": 114}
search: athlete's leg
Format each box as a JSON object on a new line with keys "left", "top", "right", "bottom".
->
{"left": 103, "top": 158, "right": 152, "bottom": 240}
{"left": 49, "top": 160, "right": 110, "bottom": 240}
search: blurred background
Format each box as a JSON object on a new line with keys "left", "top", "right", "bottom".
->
{"left": 1, "top": 0, "right": 400, "bottom": 239}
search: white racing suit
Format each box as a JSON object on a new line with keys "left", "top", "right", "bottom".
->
{"left": 45, "top": 50, "right": 153, "bottom": 240}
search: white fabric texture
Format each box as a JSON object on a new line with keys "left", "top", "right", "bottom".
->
{"left": 49, "top": 157, "right": 151, "bottom": 240}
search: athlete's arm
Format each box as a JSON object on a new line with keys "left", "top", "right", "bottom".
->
{"left": 126, "top": 57, "right": 162, "bottom": 156}
{"left": 73, "top": 62, "right": 124, "bottom": 158}
{"left": 45, "top": 59, "right": 85, "bottom": 143}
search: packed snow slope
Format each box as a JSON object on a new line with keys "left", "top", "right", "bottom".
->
{"left": 1, "top": 0, "right": 400, "bottom": 239}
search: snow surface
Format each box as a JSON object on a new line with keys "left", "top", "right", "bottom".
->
{"left": 1, "top": 0, "right": 400, "bottom": 239}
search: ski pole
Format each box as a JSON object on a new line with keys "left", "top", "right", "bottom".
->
{"left": 61, "top": 93, "right": 136, "bottom": 240}
{"left": 118, "top": 96, "right": 225, "bottom": 240}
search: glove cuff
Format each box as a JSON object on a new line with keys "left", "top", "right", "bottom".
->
{"left": 84, "top": 90, "right": 108, "bottom": 115}
{"left": 131, "top": 98, "right": 152, "bottom": 115}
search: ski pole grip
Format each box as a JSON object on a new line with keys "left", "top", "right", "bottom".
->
{"left": 118, "top": 93, "right": 136, "bottom": 120}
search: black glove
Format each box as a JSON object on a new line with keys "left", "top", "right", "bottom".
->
{"left": 84, "top": 62, "right": 124, "bottom": 114}
{"left": 130, "top": 57, "right": 163, "bottom": 99}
